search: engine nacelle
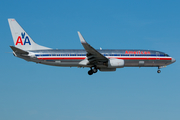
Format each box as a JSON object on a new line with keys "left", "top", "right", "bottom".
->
{"left": 108, "top": 59, "right": 124, "bottom": 68}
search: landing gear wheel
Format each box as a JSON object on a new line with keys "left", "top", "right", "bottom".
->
{"left": 88, "top": 66, "right": 98, "bottom": 75}
{"left": 157, "top": 70, "right": 161, "bottom": 73}
{"left": 93, "top": 68, "right": 98, "bottom": 73}
{"left": 88, "top": 70, "right": 94, "bottom": 75}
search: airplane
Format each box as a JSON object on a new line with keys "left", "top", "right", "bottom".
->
{"left": 8, "top": 19, "right": 176, "bottom": 75}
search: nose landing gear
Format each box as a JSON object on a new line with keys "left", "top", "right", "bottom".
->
{"left": 157, "top": 69, "right": 161, "bottom": 73}
{"left": 157, "top": 66, "right": 161, "bottom": 73}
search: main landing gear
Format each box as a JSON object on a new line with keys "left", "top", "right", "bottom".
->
{"left": 88, "top": 66, "right": 98, "bottom": 75}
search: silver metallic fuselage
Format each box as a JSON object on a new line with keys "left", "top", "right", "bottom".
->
{"left": 18, "top": 49, "right": 175, "bottom": 69}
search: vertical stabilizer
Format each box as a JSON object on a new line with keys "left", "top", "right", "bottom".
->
{"left": 8, "top": 19, "right": 51, "bottom": 50}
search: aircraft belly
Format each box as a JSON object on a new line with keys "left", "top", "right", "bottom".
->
{"left": 39, "top": 60, "right": 82, "bottom": 67}
{"left": 124, "top": 59, "right": 170, "bottom": 67}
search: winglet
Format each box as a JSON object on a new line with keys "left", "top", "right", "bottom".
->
{"left": 77, "top": 31, "right": 86, "bottom": 43}
{"left": 77, "top": 31, "right": 108, "bottom": 64}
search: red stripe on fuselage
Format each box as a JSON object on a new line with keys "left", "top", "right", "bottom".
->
{"left": 38, "top": 57, "right": 86, "bottom": 60}
{"left": 37, "top": 57, "right": 172, "bottom": 61}
{"left": 109, "top": 57, "right": 172, "bottom": 60}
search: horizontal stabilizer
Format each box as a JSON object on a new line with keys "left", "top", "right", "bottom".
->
{"left": 10, "top": 46, "right": 28, "bottom": 54}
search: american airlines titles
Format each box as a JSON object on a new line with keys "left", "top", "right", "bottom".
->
{"left": 125, "top": 50, "right": 151, "bottom": 54}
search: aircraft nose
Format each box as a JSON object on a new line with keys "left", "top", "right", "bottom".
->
{"left": 171, "top": 57, "right": 176, "bottom": 63}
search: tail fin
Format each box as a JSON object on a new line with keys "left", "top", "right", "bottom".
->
{"left": 8, "top": 19, "right": 51, "bottom": 50}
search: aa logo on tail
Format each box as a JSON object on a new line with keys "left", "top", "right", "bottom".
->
{"left": 15, "top": 32, "right": 31, "bottom": 45}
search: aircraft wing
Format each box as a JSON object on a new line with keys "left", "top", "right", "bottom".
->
{"left": 78, "top": 31, "right": 108, "bottom": 65}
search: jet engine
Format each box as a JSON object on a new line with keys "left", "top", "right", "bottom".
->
{"left": 108, "top": 59, "right": 124, "bottom": 68}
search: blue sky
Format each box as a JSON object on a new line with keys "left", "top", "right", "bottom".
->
{"left": 0, "top": 0, "right": 180, "bottom": 120}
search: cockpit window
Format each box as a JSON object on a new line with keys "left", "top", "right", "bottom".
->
{"left": 164, "top": 54, "right": 169, "bottom": 57}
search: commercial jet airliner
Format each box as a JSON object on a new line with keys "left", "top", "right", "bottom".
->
{"left": 8, "top": 19, "right": 176, "bottom": 75}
